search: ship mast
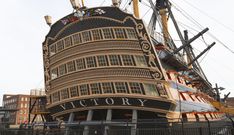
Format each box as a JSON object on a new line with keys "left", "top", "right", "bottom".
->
{"left": 148, "top": 0, "right": 217, "bottom": 93}
{"left": 133, "top": 0, "right": 140, "bottom": 18}
{"left": 157, "top": 0, "right": 170, "bottom": 46}
{"left": 81, "top": 0, "right": 84, "bottom": 7}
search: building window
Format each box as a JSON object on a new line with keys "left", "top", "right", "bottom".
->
{"left": 156, "top": 83, "right": 167, "bottom": 96}
{"left": 144, "top": 84, "right": 159, "bottom": 96}
{"left": 64, "top": 37, "right": 72, "bottom": 48}
{"left": 73, "top": 33, "right": 82, "bottom": 44}
{"left": 49, "top": 44, "right": 56, "bottom": 56}
{"left": 126, "top": 28, "right": 138, "bottom": 39}
{"left": 21, "top": 103, "right": 24, "bottom": 108}
{"left": 51, "top": 68, "right": 58, "bottom": 79}
{"left": 86, "top": 56, "right": 96, "bottom": 68}
{"left": 67, "top": 61, "right": 76, "bottom": 72}
{"left": 102, "top": 28, "right": 113, "bottom": 39}
{"left": 114, "top": 28, "right": 125, "bottom": 39}
{"left": 109, "top": 55, "right": 120, "bottom": 66}
{"left": 82, "top": 31, "right": 92, "bottom": 42}
{"left": 76, "top": 58, "right": 86, "bottom": 70}
{"left": 79, "top": 84, "right": 89, "bottom": 96}
{"left": 24, "top": 104, "right": 27, "bottom": 108}
{"left": 61, "top": 88, "right": 69, "bottom": 100}
{"left": 97, "top": 55, "right": 108, "bottom": 66}
{"left": 129, "top": 82, "right": 143, "bottom": 94}
{"left": 90, "top": 83, "right": 101, "bottom": 94}
{"left": 57, "top": 40, "right": 64, "bottom": 52}
{"left": 114, "top": 82, "right": 128, "bottom": 93}
{"left": 52, "top": 92, "right": 60, "bottom": 102}
{"left": 135, "top": 55, "right": 148, "bottom": 67}
{"left": 92, "top": 29, "right": 102, "bottom": 40}
{"left": 70, "top": 86, "right": 78, "bottom": 97}
{"left": 122, "top": 55, "right": 134, "bottom": 66}
{"left": 59, "top": 64, "right": 67, "bottom": 76}
{"left": 21, "top": 97, "right": 24, "bottom": 101}
{"left": 102, "top": 82, "right": 113, "bottom": 94}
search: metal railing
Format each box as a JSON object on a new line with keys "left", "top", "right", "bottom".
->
{"left": 0, "top": 127, "right": 234, "bottom": 135}
{"left": 1, "top": 118, "right": 234, "bottom": 135}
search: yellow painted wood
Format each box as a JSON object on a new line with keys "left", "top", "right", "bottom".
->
{"left": 133, "top": 0, "right": 140, "bottom": 18}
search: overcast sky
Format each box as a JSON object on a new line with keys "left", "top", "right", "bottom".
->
{"left": 0, "top": 0, "right": 234, "bottom": 105}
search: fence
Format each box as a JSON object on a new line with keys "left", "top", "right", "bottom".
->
{"left": 1, "top": 118, "right": 234, "bottom": 135}
{"left": 0, "top": 127, "right": 234, "bottom": 135}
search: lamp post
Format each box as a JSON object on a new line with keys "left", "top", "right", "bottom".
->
{"left": 70, "top": 0, "right": 80, "bottom": 10}
{"left": 44, "top": 15, "right": 52, "bottom": 27}
{"left": 112, "top": 0, "right": 120, "bottom": 7}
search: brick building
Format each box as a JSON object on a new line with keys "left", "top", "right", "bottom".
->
{"left": 2, "top": 94, "right": 30, "bottom": 126}
{"left": 226, "top": 97, "right": 234, "bottom": 107}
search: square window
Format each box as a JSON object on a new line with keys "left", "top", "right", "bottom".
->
{"left": 115, "top": 82, "right": 128, "bottom": 93}
{"left": 109, "top": 55, "right": 120, "bottom": 66}
{"left": 114, "top": 28, "right": 125, "bottom": 39}
{"left": 122, "top": 55, "right": 134, "bottom": 66}
{"left": 49, "top": 44, "right": 56, "bottom": 56}
{"left": 102, "top": 28, "right": 113, "bottom": 39}
{"left": 97, "top": 55, "right": 108, "bottom": 66}
{"left": 92, "top": 29, "right": 102, "bottom": 40}
{"left": 82, "top": 31, "right": 92, "bottom": 42}
{"left": 86, "top": 56, "right": 96, "bottom": 68}
{"left": 67, "top": 61, "right": 76, "bottom": 72}
{"left": 102, "top": 82, "right": 113, "bottom": 94}
{"left": 64, "top": 37, "right": 72, "bottom": 48}
{"left": 135, "top": 55, "right": 147, "bottom": 67}
{"left": 52, "top": 92, "right": 60, "bottom": 102}
{"left": 70, "top": 86, "right": 78, "bottom": 97}
{"left": 61, "top": 89, "right": 69, "bottom": 99}
{"left": 79, "top": 84, "right": 89, "bottom": 96}
{"left": 59, "top": 64, "right": 67, "bottom": 76}
{"left": 126, "top": 28, "right": 138, "bottom": 39}
{"left": 73, "top": 33, "right": 82, "bottom": 44}
{"left": 76, "top": 58, "right": 86, "bottom": 70}
{"left": 90, "top": 83, "right": 101, "bottom": 94}
{"left": 143, "top": 84, "right": 159, "bottom": 96}
{"left": 51, "top": 68, "right": 58, "bottom": 79}
{"left": 129, "top": 82, "right": 143, "bottom": 94}
{"left": 57, "top": 40, "right": 64, "bottom": 52}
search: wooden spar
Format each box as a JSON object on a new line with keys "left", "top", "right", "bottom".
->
{"left": 81, "top": 0, "right": 84, "bottom": 7}
{"left": 133, "top": 0, "right": 140, "bottom": 18}
{"left": 159, "top": 8, "right": 169, "bottom": 45}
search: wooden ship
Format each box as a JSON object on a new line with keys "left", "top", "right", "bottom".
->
{"left": 42, "top": 0, "right": 231, "bottom": 132}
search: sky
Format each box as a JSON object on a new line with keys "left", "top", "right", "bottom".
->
{"left": 0, "top": 0, "right": 234, "bottom": 105}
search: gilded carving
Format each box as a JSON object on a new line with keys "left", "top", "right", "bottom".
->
{"left": 43, "top": 43, "right": 51, "bottom": 92}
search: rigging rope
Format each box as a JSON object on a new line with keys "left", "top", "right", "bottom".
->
{"left": 170, "top": 0, "right": 234, "bottom": 54}
{"left": 207, "top": 32, "right": 234, "bottom": 54}
{"left": 170, "top": 0, "right": 204, "bottom": 30}
{"left": 99, "top": 0, "right": 106, "bottom": 6}
{"left": 142, "top": 7, "right": 151, "bottom": 19}
{"left": 121, "top": 0, "right": 130, "bottom": 10}
{"left": 182, "top": 0, "right": 234, "bottom": 34}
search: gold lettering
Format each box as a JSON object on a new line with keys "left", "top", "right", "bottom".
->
{"left": 70, "top": 102, "right": 76, "bottom": 108}
{"left": 105, "top": 98, "right": 114, "bottom": 105}
{"left": 91, "top": 99, "right": 99, "bottom": 105}
{"left": 60, "top": 104, "right": 66, "bottom": 110}
{"left": 137, "top": 99, "right": 147, "bottom": 106}
{"left": 121, "top": 98, "right": 131, "bottom": 105}
{"left": 80, "top": 100, "right": 87, "bottom": 107}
